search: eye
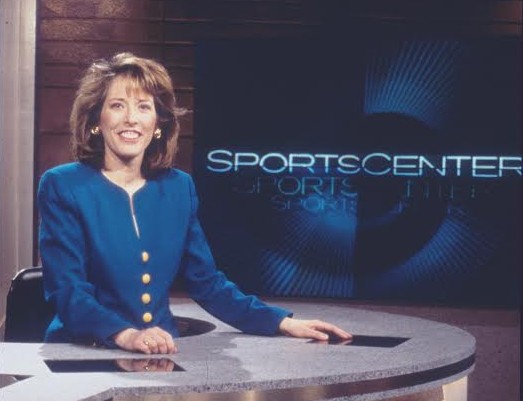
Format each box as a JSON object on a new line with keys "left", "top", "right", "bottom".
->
{"left": 109, "top": 102, "right": 124, "bottom": 109}
{"left": 139, "top": 103, "right": 153, "bottom": 111}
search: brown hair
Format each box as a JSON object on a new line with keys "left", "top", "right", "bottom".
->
{"left": 70, "top": 52, "right": 185, "bottom": 177}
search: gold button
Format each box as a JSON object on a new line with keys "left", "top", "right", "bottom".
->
{"left": 141, "top": 293, "right": 151, "bottom": 304}
{"left": 141, "top": 251, "right": 149, "bottom": 263}
{"left": 142, "top": 273, "right": 151, "bottom": 284}
{"left": 142, "top": 312, "right": 153, "bottom": 323}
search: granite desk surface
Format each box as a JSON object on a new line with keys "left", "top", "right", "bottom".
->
{"left": 0, "top": 299, "right": 475, "bottom": 401}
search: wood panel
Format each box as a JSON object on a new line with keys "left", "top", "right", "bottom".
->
{"left": 40, "top": 0, "right": 164, "bottom": 20}
{"left": 38, "top": 88, "right": 75, "bottom": 133}
{"left": 40, "top": 19, "right": 165, "bottom": 42}
{"left": 163, "top": 0, "right": 308, "bottom": 22}
{"left": 40, "top": 41, "right": 166, "bottom": 65}
{"left": 36, "top": 0, "right": 322, "bottom": 179}
{"left": 37, "top": 134, "right": 75, "bottom": 179}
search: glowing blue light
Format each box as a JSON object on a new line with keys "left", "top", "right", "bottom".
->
{"left": 364, "top": 40, "right": 465, "bottom": 130}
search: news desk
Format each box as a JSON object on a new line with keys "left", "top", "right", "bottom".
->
{"left": 0, "top": 299, "right": 475, "bottom": 401}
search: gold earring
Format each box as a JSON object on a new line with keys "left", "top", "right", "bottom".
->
{"left": 153, "top": 128, "right": 162, "bottom": 139}
{"left": 90, "top": 126, "right": 100, "bottom": 135}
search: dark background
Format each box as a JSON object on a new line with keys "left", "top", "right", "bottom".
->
{"left": 194, "top": 35, "right": 521, "bottom": 306}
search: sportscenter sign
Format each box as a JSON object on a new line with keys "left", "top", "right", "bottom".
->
{"left": 206, "top": 149, "right": 522, "bottom": 178}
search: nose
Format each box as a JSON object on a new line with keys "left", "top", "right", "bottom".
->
{"left": 125, "top": 106, "right": 138, "bottom": 124}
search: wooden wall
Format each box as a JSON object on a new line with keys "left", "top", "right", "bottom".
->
{"left": 35, "top": 0, "right": 521, "bottom": 178}
{"left": 36, "top": 0, "right": 320, "bottom": 177}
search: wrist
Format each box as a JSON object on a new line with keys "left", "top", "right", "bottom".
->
{"left": 113, "top": 327, "right": 137, "bottom": 345}
{"left": 278, "top": 317, "right": 292, "bottom": 336}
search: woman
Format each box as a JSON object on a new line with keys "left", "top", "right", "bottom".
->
{"left": 38, "top": 52, "right": 351, "bottom": 354}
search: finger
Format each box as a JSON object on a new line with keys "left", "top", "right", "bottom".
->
{"left": 163, "top": 337, "right": 177, "bottom": 354}
{"left": 147, "top": 337, "right": 160, "bottom": 354}
{"left": 328, "top": 325, "right": 352, "bottom": 340}
{"left": 165, "top": 336, "right": 177, "bottom": 354}
{"left": 157, "top": 333, "right": 172, "bottom": 355}
{"left": 307, "top": 328, "right": 330, "bottom": 341}
{"left": 149, "top": 333, "right": 167, "bottom": 354}
{"left": 138, "top": 342, "right": 152, "bottom": 354}
{"left": 148, "top": 329, "right": 170, "bottom": 354}
{"left": 290, "top": 322, "right": 328, "bottom": 340}
{"left": 138, "top": 335, "right": 154, "bottom": 354}
{"left": 311, "top": 321, "right": 352, "bottom": 340}
{"left": 152, "top": 327, "right": 177, "bottom": 354}
{"left": 133, "top": 335, "right": 151, "bottom": 354}
{"left": 143, "top": 329, "right": 163, "bottom": 354}
{"left": 158, "top": 341, "right": 168, "bottom": 355}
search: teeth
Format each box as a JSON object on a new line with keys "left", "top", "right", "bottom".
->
{"left": 120, "top": 131, "right": 139, "bottom": 139}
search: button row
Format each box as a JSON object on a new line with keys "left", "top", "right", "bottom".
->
{"left": 141, "top": 251, "right": 151, "bottom": 323}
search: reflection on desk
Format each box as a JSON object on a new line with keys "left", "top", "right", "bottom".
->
{"left": 44, "top": 358, "right": 185, "bottom": 373}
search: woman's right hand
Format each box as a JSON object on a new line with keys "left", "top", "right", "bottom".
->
{"left": 113, "top": 327, "right": 178, "bottom": 354}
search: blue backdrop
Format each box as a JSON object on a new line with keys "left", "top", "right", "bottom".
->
{"left": 194, "top": 36, "right": 521, "bottom": 306}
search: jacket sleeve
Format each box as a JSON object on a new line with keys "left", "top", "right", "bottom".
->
{"left": 38, "top": 171, "right": 133, "bottom": 345}
{"left": 179, "top": 176, "right": 292, "bottom": 336}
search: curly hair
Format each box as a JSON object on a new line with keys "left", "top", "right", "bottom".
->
{"left": 70, "top": 52, "right": 185, "bottom": 177}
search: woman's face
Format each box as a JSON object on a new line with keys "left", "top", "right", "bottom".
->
{"left": 98, "top": 75, "right": 158, "bottom": 168}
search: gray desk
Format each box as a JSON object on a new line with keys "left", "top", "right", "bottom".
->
{"left": 0, "top": 299, "right": 475, "bottom": 401}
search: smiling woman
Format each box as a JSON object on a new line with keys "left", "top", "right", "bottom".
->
{"left": 99, "top": 76, "right": 157, "bottom": 167}
{"left": 70, "top": 53, "right": 181, "bottom": 179}
{"left": 37, "top": 52, "right": 351, "bottom": 354}
{"left": 96, "top": 76, "right": 159, "bottom": 195}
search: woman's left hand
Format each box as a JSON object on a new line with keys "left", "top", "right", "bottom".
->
{"left": 278, "top": 317, "right": 352, "bottom": 341}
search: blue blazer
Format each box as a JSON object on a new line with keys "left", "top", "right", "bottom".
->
{"left": 38, "top": 162, "right": 290, "bottom": 346}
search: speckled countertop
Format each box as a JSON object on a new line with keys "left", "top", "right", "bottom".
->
{"left": 0, "top": 299, "right": 475, "bottom": 401}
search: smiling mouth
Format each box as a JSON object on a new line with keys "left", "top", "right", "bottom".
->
{"left": 119, "top": 131, "right": 141, "bottom": 140}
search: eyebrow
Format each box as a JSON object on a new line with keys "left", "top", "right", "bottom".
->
{"left": 107, "top": 97, "right": 153, "bottom": 103}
